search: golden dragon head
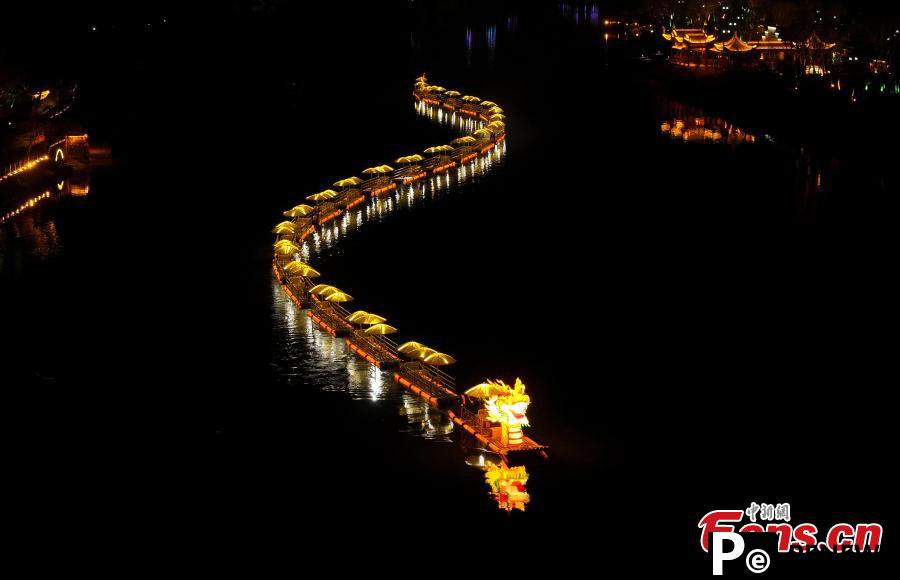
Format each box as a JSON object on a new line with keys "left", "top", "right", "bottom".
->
{"left": 475, "top": 378, "right": 531, "bottom": 428}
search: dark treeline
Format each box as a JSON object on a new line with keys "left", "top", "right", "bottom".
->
{"left": 640, "top": 0, "right": 900, "bottom": 59}
{"left": 224, "top": 1, "right": 900, "bottom": 62}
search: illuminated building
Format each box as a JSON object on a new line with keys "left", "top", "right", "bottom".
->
{"left": 663, "top": 28, "right": 837, "bottom": 74}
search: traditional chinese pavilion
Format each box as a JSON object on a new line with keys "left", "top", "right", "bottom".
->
{"left": 662, "top": 28, "right": 718, "bottom": 66}
{"left": 664, "top": 28, "right": 836, "bottom": 73}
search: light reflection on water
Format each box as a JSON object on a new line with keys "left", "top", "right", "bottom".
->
{"left": 298, "top": 102, "right": 505, "bottom": 260}
{"left": 270, "top": 282, "right": 455, "bottom": 442}
{"left": 658, "top": 100, "right": 829, "bottom": 214}
{"left": 658, "top": 101, "right": 771, "bottom": 146}
{"left": 398, "top": 392, "right": 455, "bottom": 440}
{"left": 486, "top": 24, "right": 497, "bottom": 68}
{"left": 0, "top": 175, "right": 91, "bottom": 260}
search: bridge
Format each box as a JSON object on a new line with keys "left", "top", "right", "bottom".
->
{"left": 1, "top": 134, "right": 91, "bottom": 185}
{"left": 47, "top": 134, "right": 90, "bottom": 168}
{"left": 272, "top": 77, "right": 547, "bottom": 460}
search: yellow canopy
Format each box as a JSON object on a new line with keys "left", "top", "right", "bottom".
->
{"left": 416, "top": 75, "right": 427, "bottom": 82}
{"left": 473, "top": 128, "right": 492, "bottom": 137}
{"left": 309, "top": 284, "right": 338, "bottom": 296}
{"left": 424, "top": 145, "right": 453, "bottom": 154}
{"left": 488, "top": 121, "right": 505, "bottom": 129}
{"left": 272, "top": 222, "right": 297, "bottom": 234}
{"left": 360, "top": 313, "right": 386, "bottom": 324}
{"left": 333, "top": 177, "right": 363, "bottom": 187}
{"left": 362, "top": 165, "right": 394, "bottom": 175}
{"left": 396, "top": 154, "right": 424, "bottom": 164}
{"left": 488, "top": 107, "right": 503, "bottom": 114}
{"left": 480, "top": 101, "right": 496, "bottom": 107}
{"left": 451, "top": 136, "right": 477, "bottom": 145}
{"left": 297, "top": 265, "right": 320, "bottom": 278}
{"left": 445, "top": 90, "right": 461, "bottom": 97}
{"left": 274, "top": 239, "right": 300, "bottom": 252}
{"left": 465, "top": 382, "right": 507, "bottom": 399}
{"left": 364, "top": 323, "right": 398, "bottom": 335}
{"left": 325, "top": 291, "right": 353, "bottom": 303}
{"left": 283, "top": 204, "right": 315, "bottom": 217}
{"left": 462, "top": 95, "right": 481, "bottom": 102}
{"left": 397, "top": 341, "right": 428, "bottom": 354}
{"left": 347, "top": 310, "right": 369, "bottom": 323}
{"left": 414, "top": 347, "right": 437, "bottom": 360}
{"left": 428, "top": 85, "right": 446, "bottom": 92}
{"left": 489, "top": 114, "right": 505, "bottom": 121}
{"left": 283, "top": 260, "right": 312, "bottom": 275}
{"left": 346, "top": 311, "right": 387, "bottom": 325}
{"left": 423, "top": 351, "right": 456, "bottom": 365}
{"left": 306, "top": 190, "right": 339, "bottom": 202}
{"left": 284, "top": 262, "right": 320, "bottom": 278}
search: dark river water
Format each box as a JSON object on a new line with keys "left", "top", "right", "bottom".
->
{"left": 4, "top": 3, "right": 894, "bottom": 567}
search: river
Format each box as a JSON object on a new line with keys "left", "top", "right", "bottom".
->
{"left": 3, "top": 3, "right": 893, "bottom": 566}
